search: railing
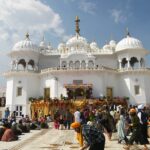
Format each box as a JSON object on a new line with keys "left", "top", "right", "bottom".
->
{"left": 118, "top": 67, "right": 149, "bottom": 72}
{"left": 41, "top": 49, "right": 114, "bottom": 56}
{"left": 4, "top": 67, "right": 150, "bottom": 75}
{"left": 3, "top": 69, "right": 39, "bottom": 76}
{"left": 41, "top": 66, "right": 117, "bottom": 74}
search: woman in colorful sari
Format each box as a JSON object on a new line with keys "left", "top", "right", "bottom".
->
{"left": 116, "top": 115, "right": 128, "bottom": 144}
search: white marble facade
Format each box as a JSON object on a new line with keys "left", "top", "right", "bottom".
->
{"left": 4, "top": 17, "right": 150, "bottom": 116}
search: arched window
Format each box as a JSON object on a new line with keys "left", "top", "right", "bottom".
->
{"left": 28, "top": 59, "right": 35, "bottom": 70}
{"left": 18, "top": 59, "right": 26, "bottom": 70}
{"left": 130, "top": 57, "right": 138, "bottom": 69}
{"left": 81, "top": 61, "right": 86, "bottom": 69}
{"left": 88, "top": 60, "right": 94, "bottom": 69}
{"left": 121, "top": 58, "right": 127, "bottom": 68}
{"left": 75, "top": 61, "right": 80, "bottom": 69}
{"left": 69, "top": 61, "right": 73, "bottom": 68}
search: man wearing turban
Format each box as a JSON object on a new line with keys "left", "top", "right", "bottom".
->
{"left": 71, "top": 122, "right": 105, "bottom": 150}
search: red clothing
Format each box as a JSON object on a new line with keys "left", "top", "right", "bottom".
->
{"left": 1, "top": 129, "right": 16, "bottom": 142}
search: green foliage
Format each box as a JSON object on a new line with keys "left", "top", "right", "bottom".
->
{"left": 38, "top": 96, "right": 44, "bottom": 100}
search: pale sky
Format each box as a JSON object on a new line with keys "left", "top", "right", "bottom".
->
{"left": 0, "top": 0, "right": 150, "bottom": 88}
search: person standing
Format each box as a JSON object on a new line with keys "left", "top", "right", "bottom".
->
{"left": 5, "top": 107, "right": 10, "bottom": 119}
{"left": 137, "top": 105, "right": 149, "bottom": 144}
{"left": 64, "top": 109, "right": 73, "bottom": 129}
{"left": 123, "top": 108, "right": 149, "bottom": 150}
{"left": 116, "top": 115, "right": 128, "bottom": 144}
{"left": 74, "top": 108, "right": 81, "bottom": 123}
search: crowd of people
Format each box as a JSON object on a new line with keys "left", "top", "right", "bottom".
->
{"left": 71, "top": 104, "right": 150, "bottom": 150}
{"left": 0, "top": 108, "right": 50, "bottom": 142}
{"left": 0, "top": 104, "right": 150, "bottom": 150}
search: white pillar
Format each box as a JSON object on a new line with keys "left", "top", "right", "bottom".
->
{"left": 138, "top": 58, "right": 141, "bottom": 68}
{"left": 15, "top": 60, "right": 19, "bottom": 70}
{"left": 79, "top": 61, "right": 81, "bottom": 69}
{"left": 25, "top": 59, "right": 29, "bottom": 71}
{"left": 10, "top": 61, "right": 13, "bottom": 70}
{"left": 60, "top": 61, "right": 62, "bottom": 69}
{"left": 86, "top": 60, "right": 88, "bottom": 69}
{"left": 118, "top": 59, "right": 122, "bottom": 69}
{"left": 67, "top": 62, "right": 69, "bottom": 69}
{"left": 127, "top": 58, "right": 130, "bottom": 69}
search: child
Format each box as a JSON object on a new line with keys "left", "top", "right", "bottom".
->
{"left": 54, "top": 118, "right": 59, "bottom": 129}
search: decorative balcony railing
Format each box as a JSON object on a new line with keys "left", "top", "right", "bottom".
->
{"left": 3, "top": 66, "right": 150, "bottom": 76}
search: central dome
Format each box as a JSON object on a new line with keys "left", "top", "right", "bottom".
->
{"left": 66, "top": 34, "right": 88, "bottom": 47}
{"left": 116, "top": 36, "right": 143, "bottom": 52}
{"left": 12, "top": 33, "right": 39, "bottom": 52}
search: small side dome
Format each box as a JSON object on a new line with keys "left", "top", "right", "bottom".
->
{"left": 90, "top": 41, "right": 98, "bottom": 49}
{"left": 103, "top": 44, "right": 111, "bottom": 50}
{"left": 40, "top": 41, "right": 47, "bottom": 48}
{"left": 12, "top": 33, "right": 38, "bottom": 52}
{"left": 109, "top": 40, "right": 116, "bottom": 47}
{"left": 58, "top": 42, "right": 66, "bottom": 51}
{"left": 116, "top": 36, "right": 143, "bottom": 52}
{"left": 39, "top": 37, "right": 47, "bottom": 50}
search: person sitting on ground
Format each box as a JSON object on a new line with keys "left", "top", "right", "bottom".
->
{"left": 11, "top": 121, "right": 22, "bottom": 136}
{"left": 30, "top": 119, "right": 40, "bottom": 130}
{"left": 0, "top": 122, "right": 6, "bottom": 140}
{"left": 71, "top": 122, "right": 105, "bottom": 150}
{"left": 1, "top": 123, "right": 18, "bottom": 142}
{"left": 18, "top": 119, "right": 30, "bottom": 133}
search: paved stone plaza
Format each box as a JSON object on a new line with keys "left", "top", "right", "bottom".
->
{"left": 0, "top": 125, "right": 150, "bottom": 150}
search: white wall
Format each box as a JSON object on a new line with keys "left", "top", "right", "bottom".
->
{"left": 118, "top": 73, "right": 148, "bottom": 105}
{"left": 40, "top": 76, "right": 56, "bottom": 98}
{"left": 39, "top": 55, "right": 60, "bottom": 69}
{"left": 40, "top": 71, "right": 118, "bottom": 99}
{"left": 95, "top": 55, "right": 117, "bottom": 68}
{"left": 143, "top": 74, "right": 150, "bottom": 104}
{"left": 6, "top": 74, "right": 40, "bottom": 116}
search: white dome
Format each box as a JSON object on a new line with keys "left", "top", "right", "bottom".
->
{"left": 103, "top": 44, "right": 111, "bottom": 50}
{"left": 13, "top": 35, "right": 38, "bottom": 52}
{"left": 66, "top": 34, "right": 88, "bottom": 47}
{"left": 90, "top": 41, "right": 98, "bottom": 49}
{"left": 116, "top": 36, "right": 143, "bottom": 52}
{"left": 109, "top": 40, "right": 116, "bottom": 47}
{"left": 39, "top": 40, "right": 47, "bottom": 48}
{"left": 58, "top": 42, "right": 66, "bottom": 50}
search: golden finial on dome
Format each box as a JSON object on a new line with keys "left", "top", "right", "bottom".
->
{"left": 126, "top": 27, "right": 130, "bottom": 37}
{"left": 75, "top": 16, "right": 80, "bottom": 35}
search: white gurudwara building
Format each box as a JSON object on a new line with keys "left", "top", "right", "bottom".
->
{"left": 4, "top": 16, "right": 150, "bottom": 116}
